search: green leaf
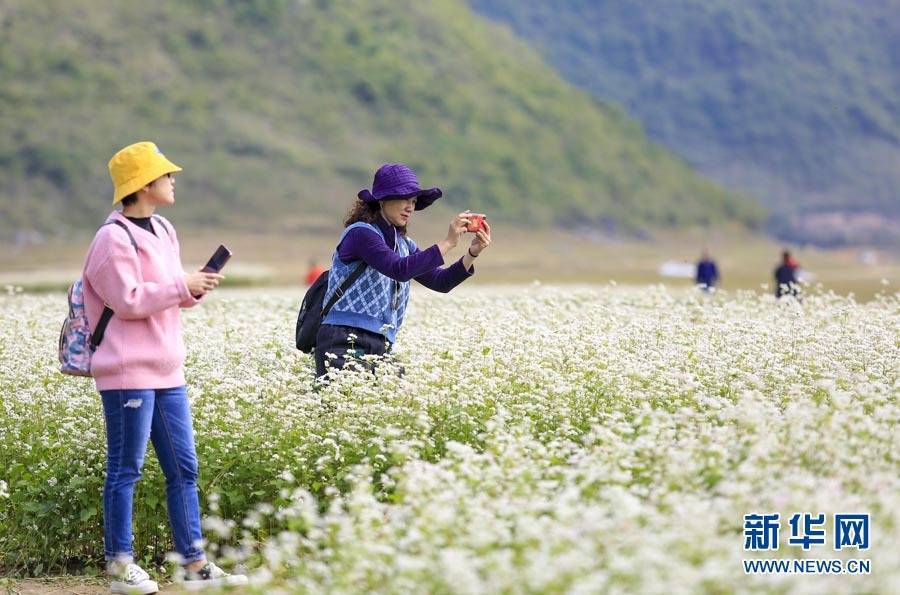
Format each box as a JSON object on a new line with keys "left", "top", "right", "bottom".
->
{"left": 80, "top": 505, "right": 98, "bottom": 522}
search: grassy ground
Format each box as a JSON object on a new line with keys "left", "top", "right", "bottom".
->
{"left": 1, "top": 223, "right": 897, "bottom": 300}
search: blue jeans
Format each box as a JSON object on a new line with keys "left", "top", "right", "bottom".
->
{"left": 100, "top": 386, "right": 205, "bottom": 564}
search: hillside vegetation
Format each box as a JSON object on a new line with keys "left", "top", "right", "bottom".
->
{"left": 0, "top": 0, "right": 762, "bottom": 242}
{"left": 472, "top": 0, "right": 900, "bottom": 245}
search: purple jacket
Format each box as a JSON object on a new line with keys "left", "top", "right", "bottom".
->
{"left": 337, "top": 216, "right": 473, "bottom": 292}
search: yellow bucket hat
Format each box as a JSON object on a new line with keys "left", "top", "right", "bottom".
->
{"left": 108, "top": 141, "right": 183, "bottom": 205}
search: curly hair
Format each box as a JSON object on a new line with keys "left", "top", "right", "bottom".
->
{"left": 343, "top": 199, "right": 408, "bottom": 236}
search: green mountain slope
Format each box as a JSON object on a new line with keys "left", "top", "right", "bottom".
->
{"left": 0, "top": 0, "right": 762, "bottom": 242}
{"left": 472, "top": 0, "right": 900, "bottom": 245}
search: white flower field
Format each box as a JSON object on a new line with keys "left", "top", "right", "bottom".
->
{"left": 1, "top": 285, "right": 898, "bottom": 593}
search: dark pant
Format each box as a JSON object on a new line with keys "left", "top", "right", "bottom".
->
{"left": 99, "top": 386, "right": 205, "bottom": 564}
{"left": 314, "top": 324, "right": 390, "bottom": 377}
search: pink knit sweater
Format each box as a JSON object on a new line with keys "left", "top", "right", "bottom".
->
{"left": 82, "top": 211, "right": 200, "bottom": 390}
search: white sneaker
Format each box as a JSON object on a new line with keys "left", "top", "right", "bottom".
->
{"left": 182, "top": 562, "right": 249, "bottom": 590}
{"left": 108, "top": 561, "right": 159, "bottom": 594}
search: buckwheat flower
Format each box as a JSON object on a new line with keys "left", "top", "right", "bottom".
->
{"left": 3, "top": 287, "right": 898, "bottom": 591}
{"left": 202, "top": 516, "right": 232, "bottom": 538}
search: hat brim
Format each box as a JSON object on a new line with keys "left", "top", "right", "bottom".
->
{"left": 385, "top": 187, "right": 442, "bottom": 210}
{"left": 413, "top": 188, "right": 442, "bottom": 210}
{"left": 112, "top": 161, "right": 183, "bottom": 204}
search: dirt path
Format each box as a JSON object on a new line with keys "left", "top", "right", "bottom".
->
{"left": 3, "top": 579, "right": 183, "bottom": 594}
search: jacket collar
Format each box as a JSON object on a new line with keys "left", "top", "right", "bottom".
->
{"left": 107, "top": 210, "right": 165, "bottom": 243}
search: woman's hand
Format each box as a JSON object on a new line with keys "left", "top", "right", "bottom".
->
{"left": 468, "top": 220, "right": 492, "bottom": 256}
{"left": 437, "top": 211, "right": 472, "bottom": 256}
{"left": 185, "top": 271, "right": 224, "bottom": 296}
{"left": 462, "top": 220, "right": 491, "bottom": 271}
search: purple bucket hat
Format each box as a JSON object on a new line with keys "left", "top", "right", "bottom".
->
{"left": 357, "top": 163, "right": 442, "bottom": 211}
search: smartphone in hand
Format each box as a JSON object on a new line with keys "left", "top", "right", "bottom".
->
{"left": 202, "top": 245, "right": 232, "bottom": 273}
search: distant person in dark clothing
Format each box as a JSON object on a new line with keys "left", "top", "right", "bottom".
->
{"left": 695, "top": 248, "right": 719, "bottom": 291}
{"left": 774, "top": 250, "right": 800, "bottom": 298}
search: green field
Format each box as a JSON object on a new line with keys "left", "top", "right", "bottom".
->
{"left": 1, "top": 287, "right": 897, "bottom": 591}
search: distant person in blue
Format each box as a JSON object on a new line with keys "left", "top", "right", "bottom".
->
{"left": 774, "top": 250, "right": 800, "bottom": 298}
{"left": 695, "top": 248, "right": 719, "bottom": 291}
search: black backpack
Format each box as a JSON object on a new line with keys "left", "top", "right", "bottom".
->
{"left": 295, "top": 263, "right": 368, "bottom": 352}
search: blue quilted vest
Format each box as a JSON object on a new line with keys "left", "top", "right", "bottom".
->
{"left": 322, "top": 222, "right": 415, "bottom": 343}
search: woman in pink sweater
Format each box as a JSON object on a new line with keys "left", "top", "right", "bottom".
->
{"left": 82, "top": 142, "right": 245, "bottom": 593}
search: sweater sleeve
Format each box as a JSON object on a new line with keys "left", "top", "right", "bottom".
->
{"left": 179, "top": 269, "right": 203, "bottom": 309}
{"left": 414, "top": 256, "right": 474, "bottom": 292}
{"left": 85, "top": 229, "right": 191, "bottom": 320}
{"left": 338, "top": 227, "right": 444, "bottom": 282}
{"left": 166, "top": 223, "right": 203, "bottom": 309}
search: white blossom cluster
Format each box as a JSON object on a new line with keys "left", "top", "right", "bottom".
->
{"left": 0, "top": 286, "right": 897, "bottom": 593}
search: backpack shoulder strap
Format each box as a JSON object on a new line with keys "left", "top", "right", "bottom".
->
{"left": 90, "top": 220, "right": 137, "bottom": 349}
{"left": 322, "top": 262, "right": 368, "bottom": 318}
{"left": 323, "top": 222, "right": 381, "bottom": 317}
{"left": 102, "top": 220, "right": 138, "bottom": 252}
{"left": 90, "top": 307, "right": 115, "bottom": 349}
{"left": 151, "top": 214, "right": 171, "bottom": 238}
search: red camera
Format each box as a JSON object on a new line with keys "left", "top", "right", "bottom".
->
{"left": 466, "top": 213, "right": 487, "bottom": 233}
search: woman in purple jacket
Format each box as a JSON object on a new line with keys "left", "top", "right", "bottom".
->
{"left": 315, "top": 163, "right": 492, "bottom": 377}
